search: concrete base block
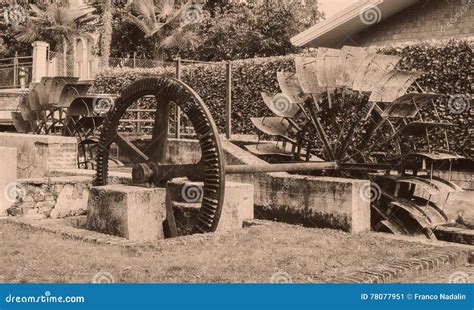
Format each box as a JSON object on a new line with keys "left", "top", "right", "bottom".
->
{"left": 240, "top": 174, "right": 371, "bottom": 233}
{"left": 0, "top": 133, "right": 77, "bottom": 178}
{"left": 86, "top": 185, "right": 167, "bottom": 241}
{"left": 168, "top": 179, "right": 254, "bottom": 233}
{"left": 218, "top": 182, "right": 254, "bottom": 231}
{"left": 0, "top": 147, "right": 17, "bottom": 215}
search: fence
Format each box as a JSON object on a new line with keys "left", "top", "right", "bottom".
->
{"left": 48, "top": 51, "right": 173, "bottom": 79}
{"left": 48, "top": 51, "right": 75, "bottom": 77}
{"left": 108, "top": 55, "right": 172, "bottom": 69}
{"left": 0, "top": 53, "right": 33, "bottom": 89}
{"left": 1, "top": 47, "right": 234, "bottom": 139}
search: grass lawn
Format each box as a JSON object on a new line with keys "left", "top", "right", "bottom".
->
{"left": 0, "top": 220, "right": 452, "bottom": 283}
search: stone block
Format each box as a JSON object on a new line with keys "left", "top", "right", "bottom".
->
{"left": 167, "top": 179, "right": 254, "bottom": 233}
{"left": 86, "top": 185, "right": 167, "bottom": 241}
{"left": 0, "top": 147, "right": 17, "bottom": 216}
{"left": 50, "top": 183, "right": 89, "bottom": 219}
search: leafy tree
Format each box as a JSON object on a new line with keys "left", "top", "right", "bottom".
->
{"left": 0, "top": 3, "right": 35, "bottom": 57}
{"left": 181, "top": 2, "right": 323, "bottom": 61}
{"left": 110, "top": 7, "right": 156, "bottom": 58}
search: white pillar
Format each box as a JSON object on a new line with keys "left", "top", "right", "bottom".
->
{"left": 31, "top": 41, "right": 49, "bottom": 83}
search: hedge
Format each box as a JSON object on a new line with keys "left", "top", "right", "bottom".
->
{"left": 92, "top": 39, "right": 472, "bottom": 157}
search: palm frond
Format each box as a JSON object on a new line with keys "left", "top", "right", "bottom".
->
{"left": 15, "top": 23, "right": 41, "bottom": 43}
{"left": 128, "top": 14, "right": 161, "bottom": 37}
{"left": 156, "top": 0, "right": 174, "bottom": 21}
{"left": 160, "top": 27, "right": 200, "bottom": 51}
{"left": 167, "top": 3, "right": 187, "bottom": 25}
{"left": 132, "top": 0, "right": 157, "bottom": 24}
{"left": 28, "top": 4, "right": 47, "bottom": 19}
{"left": 16, "top": 2, "right": 97, "bottom": 49}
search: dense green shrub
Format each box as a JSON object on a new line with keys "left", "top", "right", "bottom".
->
{"left": 92, "top": 54, "right": 309, "bottom": 133}
{"left": 93, "top": 39, "right": 472, "bottom": 156}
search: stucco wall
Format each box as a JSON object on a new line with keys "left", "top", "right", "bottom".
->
{"left": 0, "top": 133, "right": 77, "bottom": 178}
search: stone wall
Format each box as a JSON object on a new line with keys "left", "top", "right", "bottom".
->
{"left": 355, "top": 0, "right": 474, "bottom": 46}
{"left": 7, "top": 176, "right": 91, "bottom": 220}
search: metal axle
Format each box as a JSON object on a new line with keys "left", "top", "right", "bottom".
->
{"left": 132, "top": 161, "right": 339, "bottom": 184}
{"left": 225, "top": 162, "right": 339, "bottom": 174}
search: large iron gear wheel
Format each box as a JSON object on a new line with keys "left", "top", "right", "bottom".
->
{"left": 94, "top": 77, "right": 226, "bottom": 233}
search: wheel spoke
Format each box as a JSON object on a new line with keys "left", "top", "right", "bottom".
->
{"left": 114, "top": 133, "right": 149, "bottom": 163}
{"left": 145, "top": 96, "right": 170, "bottom": 163}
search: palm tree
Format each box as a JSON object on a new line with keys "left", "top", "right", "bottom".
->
{"left": 15, "top": 3, "right": 98, "bottom": 53}
{"left": 128, "top": 0, "right": 200, "bottom": 59}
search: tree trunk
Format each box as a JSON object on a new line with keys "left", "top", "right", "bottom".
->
{"left": 62, "top": 39, "right": 67, "bottom": 76}
{"left": 101, "top": 0, "right": 113, "bottom": 68}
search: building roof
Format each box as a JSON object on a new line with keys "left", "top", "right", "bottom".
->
{"left": 291, "top": 0, "right": 419, "bottom": 48}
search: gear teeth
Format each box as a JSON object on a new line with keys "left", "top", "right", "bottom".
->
{"left": 95, "top": 77, "right": 225, "bottom": 234}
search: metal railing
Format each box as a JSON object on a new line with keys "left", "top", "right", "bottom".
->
{"left": 48, "top": 51, "right": 75, "bottom": 77}
{"left": 0, "top": 53, "right": 33, "bottom": 89}
{"left": 108, "top": 56, "right": 171, "bottom": 69}
{"left": 118, "top": 106, "right": 196, "bottom": 137}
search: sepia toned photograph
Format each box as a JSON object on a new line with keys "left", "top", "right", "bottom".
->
{"left": 0, "top": 0, "right": 472, "bottom": 308}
